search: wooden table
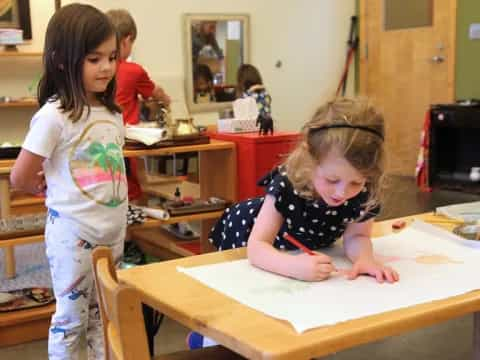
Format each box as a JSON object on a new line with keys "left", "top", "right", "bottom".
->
{"left": 118, "top": 213, "right": 480, "bottom": 359}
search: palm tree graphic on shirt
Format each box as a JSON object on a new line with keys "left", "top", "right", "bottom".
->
{"left": 86, "top": 141, "right": 125, "bottom": 207}
{"left": 69, "top": 120, "right": 127, "bottom": 207}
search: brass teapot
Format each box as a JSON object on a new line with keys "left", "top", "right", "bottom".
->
{"left": 173, "top": 117, "right": 199, "bottom": 137}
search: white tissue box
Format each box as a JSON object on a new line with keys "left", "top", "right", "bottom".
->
{"left": 0, "top": 29, "right": 23, "bottom": 45}
{"left": 217, "top": 118, "right": 257, "bottom": 133}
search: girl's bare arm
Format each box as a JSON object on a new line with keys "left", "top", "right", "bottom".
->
{"left": 10, "top": 149, "right": 46, "bottom": 195}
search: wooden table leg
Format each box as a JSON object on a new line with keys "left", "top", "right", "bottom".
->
{"left": 4, "top": 246, "right": 15, "bottom": 279}
{"left": 0, "top": 176, "right": 16, "bottom": 279}
{"left": 474, "top": 312, "right": 480, "bottom": 360}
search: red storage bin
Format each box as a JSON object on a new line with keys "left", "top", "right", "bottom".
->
{"left": 210, "top": 132, "right": 300, "bottom": 201}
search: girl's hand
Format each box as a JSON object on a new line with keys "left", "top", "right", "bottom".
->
{"left": 346, "top": 256, "right": 399, "bottom": 283}
{"left": 35, "top": 170, "right": 46, "bottom": 194}
{"left": 291, "top": 252, "right": 337, "bottom": 282}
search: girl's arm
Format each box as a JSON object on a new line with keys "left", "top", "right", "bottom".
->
{"left": 343, "top": 220, "right": 399, "bottom": 283}
{"left": 152, "top": 85, "right": 171, "bottom": 106}
{"left": 343, "top": 219, "right": 375, "bottom": 262}
{"left": 247, "top": 194, "right": 336, "bottom": 281}
{"left": 10, "top": 149, "right": 46, "bottom": 195}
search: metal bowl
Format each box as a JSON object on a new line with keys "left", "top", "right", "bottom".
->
{"left": 452, "top": 224, "right": 480, "bottom": 241}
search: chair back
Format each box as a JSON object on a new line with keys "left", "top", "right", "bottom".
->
{"left": 92, "top": 246, "right": 151, "bottom": 360}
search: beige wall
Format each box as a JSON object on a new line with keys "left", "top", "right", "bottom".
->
{"left": 1, "top": 1, "right": 355, "bottom": 143}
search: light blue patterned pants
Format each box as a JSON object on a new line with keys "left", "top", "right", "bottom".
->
{"left": 45, "top": 211, "right": 124, "bottom": 360}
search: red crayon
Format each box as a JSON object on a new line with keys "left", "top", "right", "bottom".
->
{"left": 283, "top": 233, "right": 316, "bottom": 256}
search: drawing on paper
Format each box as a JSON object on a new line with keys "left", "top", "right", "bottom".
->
{"left": 376, "top": 253, "right": 463, "bottom": 265}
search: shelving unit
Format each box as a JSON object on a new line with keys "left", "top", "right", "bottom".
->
{"left": 124, "top": 139, "right": 236, "bottom": 256}
{"left": 0, "top": 303, "right": 55, "bottom": 347}
{"left": 0, "top": 51, "right": 42, "bottom": 57}
{"left": 0, "top": 140, "right": 236, "bottom": 279}
{"left": 0, "top": 139, "right": 236, "bottom": 346}
{"left": 0, "top": 49, "right": 50, "bottom": 348}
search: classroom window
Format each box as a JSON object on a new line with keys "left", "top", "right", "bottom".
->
{"left": 384, "top": 0, "right": 433, "bottom": 31}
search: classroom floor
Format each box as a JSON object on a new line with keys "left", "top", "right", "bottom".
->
{"left": 1, "top": 175, "right": 480, "bottom": 359}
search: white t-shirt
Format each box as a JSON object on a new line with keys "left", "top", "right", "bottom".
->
{"left": 23, "top": 100, "right": 128, "bottom": 244}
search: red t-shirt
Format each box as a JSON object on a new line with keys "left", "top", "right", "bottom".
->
{"left": 116, "top": 60, "right": 155, "bottom": 125}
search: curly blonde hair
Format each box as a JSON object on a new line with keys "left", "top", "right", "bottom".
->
{"left": 285, "top": 97, "right": 386, "bottom": 210}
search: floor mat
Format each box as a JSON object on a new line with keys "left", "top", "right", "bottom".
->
{"left": 0, "top": 242, "right": 52, "bottom": 292}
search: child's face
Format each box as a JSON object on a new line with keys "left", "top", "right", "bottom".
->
{"left": 83, "top": 35, "right": 117, "bottom": 104}
{"left": 195, "top": 77, "right": 211, "bottom": 94}
{"left": 312, "top": 148, "right": 366, "bottom": 207}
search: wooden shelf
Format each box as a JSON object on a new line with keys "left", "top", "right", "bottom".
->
{"left": 143, "top": 173, "right": 185, "bottom": 186}
{"left": 0, "top": 303, "right": 54, "bottom": 347}
{"left": 0, "top": 51, "right": 42, "bottom": 57}
{"left": 0, "top": 234, "right": 43, "bottom": 247}
{"left": 123, "top": 139, "right": 235, "bottom": 157}
{"left": 0, "top": 100, "right": 38, "bottom": 108}
{"left": 11, "top": 192, "right": 45, "bottom": 206}
{"left": 129, "top": 210, "right": 225, "bottom": 229}
{"left": 143, "top": 181, "right": 200, "bottom": 200}
{"left": 130, "top": 226, "right": 198, "bottom": 258}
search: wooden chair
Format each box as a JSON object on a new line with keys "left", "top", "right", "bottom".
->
{"left": 91, "top": 246, "right": 244, "bottom": 360}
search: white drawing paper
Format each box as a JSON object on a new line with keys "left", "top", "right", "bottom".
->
{"left": 178, "top": 221, "right": 480, "bottom": 333}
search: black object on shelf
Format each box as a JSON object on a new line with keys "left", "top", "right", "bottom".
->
{"left": 429, "top": 102, "right": 480, "bottom": 193}
{"left": 164, "top": 197, "right": 227, "bottom": 216}
{"left": 0, "top": 146, "right": 21, "bottom": 159}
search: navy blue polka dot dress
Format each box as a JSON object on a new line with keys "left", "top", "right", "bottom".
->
{"left": 209, "top": 167, "right": 380, "bottom": 251}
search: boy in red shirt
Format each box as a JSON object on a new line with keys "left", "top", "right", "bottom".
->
{"left": 107, "top": 9, "right": 170, "bottom": 200}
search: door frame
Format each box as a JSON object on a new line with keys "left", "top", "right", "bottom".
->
{"left": 359, "top": 0, "right": 457, "bottom": 101}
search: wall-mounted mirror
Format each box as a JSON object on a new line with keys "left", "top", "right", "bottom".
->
{"left": 184, "top": 13, "right": 250, "bottom": 113}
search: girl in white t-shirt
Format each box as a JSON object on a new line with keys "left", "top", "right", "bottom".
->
{"left": 10, "top": 4, "right": 127, "bottom": 359}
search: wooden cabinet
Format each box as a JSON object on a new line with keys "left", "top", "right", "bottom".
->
{"left": 209, "top": 132, "right": 300, "bottom": 201}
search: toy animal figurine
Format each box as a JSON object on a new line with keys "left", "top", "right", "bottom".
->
{"left": 257, "top": 114, "right": 274, "bottom": 135}
{"left": 140, "top": 99, "right": 169, "bottom": 128}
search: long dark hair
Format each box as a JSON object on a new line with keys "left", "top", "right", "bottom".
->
{"left": 236, "top": 64, "right": 263, "bottom": 97}
{"left": 38, "top": 3, "right": 121, "bottom": 122}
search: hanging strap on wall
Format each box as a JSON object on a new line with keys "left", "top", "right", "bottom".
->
{"left": 336, "top": 16, "right": 359, "bottom": 97}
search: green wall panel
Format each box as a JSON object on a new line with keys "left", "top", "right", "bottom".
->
{"left": 456, "top": 0, "right": 480, "bottom": 100}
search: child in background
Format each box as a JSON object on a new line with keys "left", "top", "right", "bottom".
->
{"left": 236, "top": 64, "right": 273, "bottom": 134}
{"left": 106, "top": 9, "right": 170, "bottom": 126}
{"left": 10, "top": 4, "right": 127, "bottom": 359}
{"left": 188, "top": 97, "right": 399, "bottom": 349}
{"left": 107, "top": 9, "right": 171, "bottom": 201}
{"left": 194, "top": 64, "right": 216, "bottom": 103}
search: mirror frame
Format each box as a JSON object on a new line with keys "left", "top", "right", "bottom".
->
{"left": 183, "top": 13, "right": 250, "bottom": 113}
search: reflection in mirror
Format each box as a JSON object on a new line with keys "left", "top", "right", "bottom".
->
{"left": 184, "top": 14, "right": 249, "bottom": 113}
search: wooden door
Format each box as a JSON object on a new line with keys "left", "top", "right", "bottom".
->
{"left": 359, "top": 0, "right": 456, "bottom": 176}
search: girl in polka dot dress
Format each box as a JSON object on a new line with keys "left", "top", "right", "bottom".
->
{"left": 210, "top": 97, "right": 398, "bottom": 283}
{"left": 187, "top": 98, "right": 399, "bottom": 349}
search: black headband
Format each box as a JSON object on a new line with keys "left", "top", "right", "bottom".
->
{"left": 309, "top": 124, "right": 384, "bottom": 140}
